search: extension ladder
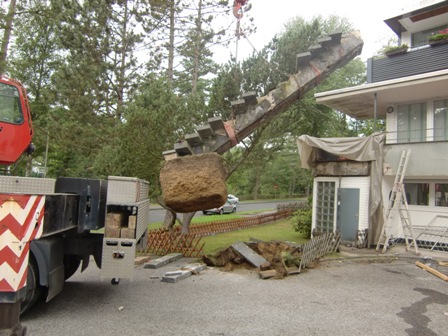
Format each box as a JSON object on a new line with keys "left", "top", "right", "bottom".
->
{"left": 377, "top": 149, "right": 419, "bottom": 254}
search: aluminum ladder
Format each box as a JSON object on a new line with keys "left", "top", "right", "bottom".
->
{"left": 376, "top": 149, "right": 419, "bottom": 254}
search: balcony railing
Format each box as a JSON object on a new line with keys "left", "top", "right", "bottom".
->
{"left": 367, "top": 43, "right": 448, "bottom": 83}
{"left": 385, "top": 127, "right": 448, "bottom": 145}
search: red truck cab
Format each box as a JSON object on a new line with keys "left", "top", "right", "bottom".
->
{"left": 0, "top": 77, "right": 33, "bottom": 166}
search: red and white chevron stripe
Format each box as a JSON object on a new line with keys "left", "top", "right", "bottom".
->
{"left": 0, "top": 194, "right": 45, "bottom": 292}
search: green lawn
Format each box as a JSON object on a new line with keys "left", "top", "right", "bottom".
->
{"left": 147, "top": 207, "right": 275, "bottom": 230}
{"left": 147, "top": 207, "right": 307, "bottom": 256}
{"left": 200, "top": 218, "right": 308, "bottom": 255}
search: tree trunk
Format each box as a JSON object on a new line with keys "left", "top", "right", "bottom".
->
{"left": 116, "top": 0, "right": 129, "bottom": 125}
{"left": 0, "top": 0, "right": 16, "bottom": 75}
{"left": 252, "top": 169, "right": 261, "bottom": 200}
{"left": 181, "top": 212, "right": 196, "bottom": 234}
{"left": 163, "top": 209, "right": 175, "bottom": 230}
{"left": 166, "top": 0, "right": 175, "bottom": 83}
{"left": 162, "top": 210, "right": 196, "bottom": 235}
{"left": 191, "top": 0, "right": 202, "bottom": 94}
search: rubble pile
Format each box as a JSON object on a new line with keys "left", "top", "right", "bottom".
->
{"left": 203, "top": 240, "right": 305, "bottom": 279}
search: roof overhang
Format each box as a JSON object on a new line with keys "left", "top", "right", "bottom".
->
{"left": 384, "top": 0, "right": 448, "bottom": 36}
{"left": 314, "top": 69, "right": 448, "bottom": 120}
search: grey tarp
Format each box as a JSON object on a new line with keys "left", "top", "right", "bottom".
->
{"left": 297, "top": 132, "right": 386, "bottom": 246}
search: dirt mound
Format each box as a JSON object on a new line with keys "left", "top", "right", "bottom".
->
{"left": 203, "top": 240, "right": 303, "bottom": 279}
{"left": 160, "top": 153, "right": 227, "bottom": 213}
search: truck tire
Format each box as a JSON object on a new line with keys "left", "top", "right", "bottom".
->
{"left": 63, "top": 255, "right": 81, "bottom": 280}
{"left": 21, "top": 256, "right": 43, "bottom": 314}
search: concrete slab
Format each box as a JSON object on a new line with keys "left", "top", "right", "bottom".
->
{"left": 231, "top": 242, "right": 268, "bottom": 268}
{"left": 161, "top": 263, "right": 207, "bottom": 283}
{"left": 143, "top": 253, "right": 183, "bottom": 269}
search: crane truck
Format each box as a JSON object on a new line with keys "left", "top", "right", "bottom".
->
{"left": 0, "top": 77, "right": 150, "bottom": 335}
{"left": 0, "top": 29, "right": 363, "bottom": 335}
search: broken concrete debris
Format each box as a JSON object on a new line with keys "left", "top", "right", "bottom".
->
{"left": 202, "top": 240, "right": 304, "bottom": 279}
{"left": 144, "top": 253, "right": 183, "bottom": 269}
{"left": 143, "top": 254, "right": 207, "bottom": 283}
{"left": 231, "top": 242, "right": 268, "bottom": 268}
{"left": 161, "top": 263, "right": 207, "bottom": 283}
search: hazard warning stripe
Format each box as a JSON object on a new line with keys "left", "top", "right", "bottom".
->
{"left": 0, "top": 194, "right": 45, "bottom": 292}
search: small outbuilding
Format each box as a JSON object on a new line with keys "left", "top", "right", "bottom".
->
{"left": 297, "top": 132, "right": 386, "bottom": 246}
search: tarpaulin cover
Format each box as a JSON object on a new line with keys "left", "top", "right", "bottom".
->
{"left": 297, "top": 132, "right": 386, "bottom": 246}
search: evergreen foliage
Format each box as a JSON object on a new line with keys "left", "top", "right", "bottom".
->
{"left": 1, "top": 2, "right": 369, "bottom": 199}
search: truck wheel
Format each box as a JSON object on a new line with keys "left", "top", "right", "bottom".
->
{"left": 21, "top": 256, "right": 43, "bottom": 314}
{"left": 63, "top": 255, "right": 81, "bottom": 280}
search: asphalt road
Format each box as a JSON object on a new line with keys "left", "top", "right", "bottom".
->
{"left": 21, "top": 257, "right": 448, "bottom": 336}
{"left": 148, "top": 199, "right": 298, "bottom": 224}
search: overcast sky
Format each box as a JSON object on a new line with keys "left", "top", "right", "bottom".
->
{"left": 215, "top": 0, "right": 416, "bottom": 63}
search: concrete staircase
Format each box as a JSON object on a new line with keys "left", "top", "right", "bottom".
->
{"left": 163, "top": 31, "right": 363, "bottom": 160}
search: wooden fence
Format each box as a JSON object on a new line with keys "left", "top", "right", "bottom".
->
{"left": 299, "top": 232, "right": 341, "bottom": 271}
{"left": 145, "top": 209, "right": 295, "bottom": 257}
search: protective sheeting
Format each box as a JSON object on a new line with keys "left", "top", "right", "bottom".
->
{"left": 297, "top": 132, "right": 386, "bottom": 246}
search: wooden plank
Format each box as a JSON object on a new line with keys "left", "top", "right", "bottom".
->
{"left": 415, "top": 261, "right": 448, "bottom": 281}
{"left": 286, "top": 267, "right": 301, "bottom": 275}
{"left": 134, "top": 256, "right": 151, "bottom": 266}
{"left": 258, "top": 270, "right": 277, "bottom": 279}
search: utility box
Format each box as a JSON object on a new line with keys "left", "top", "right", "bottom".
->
{"left": 101, "top": 176, "right": 150, "bottom": 281}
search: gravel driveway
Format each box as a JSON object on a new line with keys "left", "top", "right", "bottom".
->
{"left": 21, "top": 251, "right": 448, "bottom": 336}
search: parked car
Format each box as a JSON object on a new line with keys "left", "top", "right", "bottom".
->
{"left": 203, "top": 200, "right": 237, "bottom": 215}
{"left": 227, "top": 194, "right": 239, "bottom": 204}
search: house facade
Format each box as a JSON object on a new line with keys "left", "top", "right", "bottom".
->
{"left": 299, "top": 0, "right": 448, "bottom": 249}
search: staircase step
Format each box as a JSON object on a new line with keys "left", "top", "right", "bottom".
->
{"left": 231, "top": 99, "right": 246, "bottom": 115}
{"left": 242, "top": 91, "right": 258, "bottom": 106}
{"left": 329, "top": 30, "right": 342, "bottom": 43}
{"left": 308, "top": 44, "right": 322, "bottom": 56}
{"left": 296, "top": 51, "right": 312, "bottom": 71}
{"left": 185, "top": 132, "right": 204, "bottom": 147}
{"left": 174, "top": 141, "right": 192, "bottom": 156}
{"left": 208, "top": 116, "right": 226, "bottom": 134}
{"left": 317, "top": 36, "right": 333, "bottom": 48}
{"left": 196, "top": 124, "right": 213, "bottom": 138}
{"left": 162, "top": 149, "right": 178, "bottom": 161}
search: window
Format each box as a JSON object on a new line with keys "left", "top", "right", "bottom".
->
{"left": 434, "top": 99, "right": 448, "bottom": 141}
{"left": 411, "top": 24, "right": 448, "bottom": 47}
{"left": 315, "top": 181, "right": 335, "bottom": 233}
{"left": 404, "top": 182, "right": 429, "bottom": 206}
{"left": 0, "top": 83, "right": 23, "bottom": 125}
{"left": 435, "top": 183, "right": 448, "bottom": 207}
{"left": 397, "top": 103, "right": 427, "bottom": 143}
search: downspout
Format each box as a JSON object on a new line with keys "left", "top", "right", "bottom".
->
{"left": 373, "top": 93, "right": 377, "bottom": 132}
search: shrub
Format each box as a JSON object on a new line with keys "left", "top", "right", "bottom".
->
{"left": 428, "top": 28, "right": 448, "bottom": 42}
{"left": 291, "top": 198, "right": 312, "bottom": 238}
{"left": 383, "top": 44, "right": 408, "bottom": 55}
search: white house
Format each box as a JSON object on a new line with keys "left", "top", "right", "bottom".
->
{"left": 298, "top": 0, "right": 448, "bottom": 251}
